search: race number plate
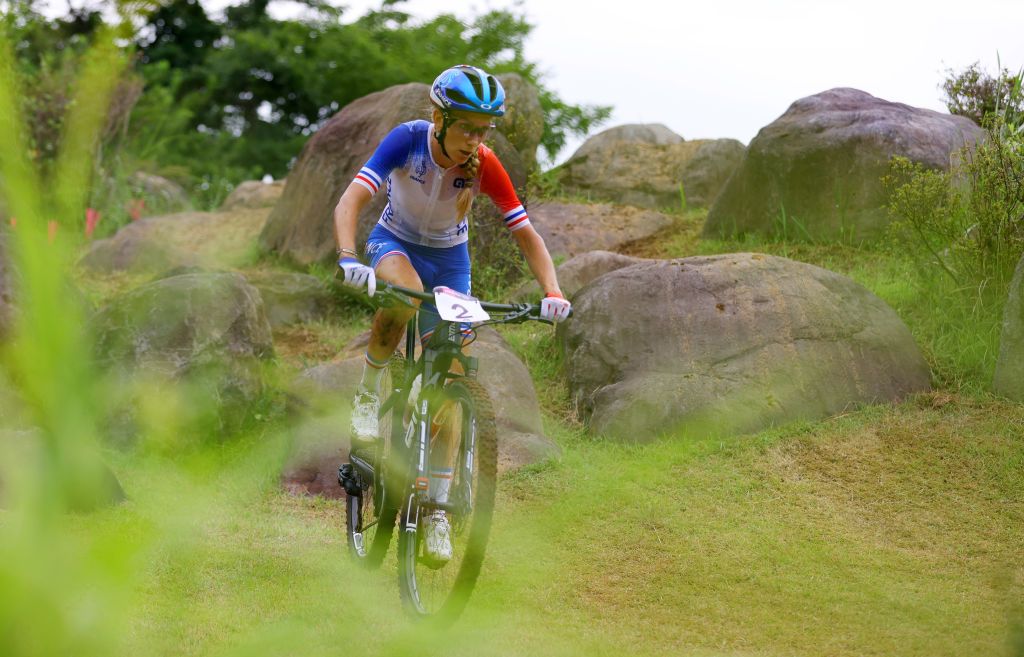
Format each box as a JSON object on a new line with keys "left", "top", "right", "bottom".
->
{"left": 433, "top": 286, "right": 490, "bottom": 322}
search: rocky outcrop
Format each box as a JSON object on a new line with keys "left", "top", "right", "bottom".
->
{"left": 703, "top": 88, "right": 985, "bottom": 241}
{"left": 91, "top": 272, "right": 274, "bottom": 434}
{"left": 512, "top": 250, "right": 649, "bottom": 301}
{"left": 244, "top": 271, "right": 335, "bottom": 328}
{"left": 220, "top": 179, "right": 286, "bottom": 211}
{"left": 259, "top": 82, "right": 535, "bottom": 267}
{"left": 529, "top": 201, "right": 673, "bottom": 260}
{"left": 78, "top": 208, "right": 269, "bottom": 274}
{"left": 994, "top": 253, "right": 1024, "bottom": 400}
{"left": 558, "top": 123, "right": 744, "bottom": 209}
{"left": 128, "top": 171, "right": 191, "bottom": 216}
{"left": 496, "top": 73, "right": 545, "bottom": 172}
{"left": 560, "top": 253, "right": 931, "bottom": 440}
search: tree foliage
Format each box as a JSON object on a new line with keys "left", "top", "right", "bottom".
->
{"left": 4, "top": 0, "right": 610, "bottom": 210}
{"left": 129, "top": 0, "right": 609, "bottom": 191}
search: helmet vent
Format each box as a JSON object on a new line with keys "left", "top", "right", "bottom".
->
{"left": 446, "top": 88, "right": 471, "bottom": 106}
{"left": 486, "top": 76, "right": 498, "bottom": 102}
{"left": 465, "top": 71, "right": 485, "bottom": 100}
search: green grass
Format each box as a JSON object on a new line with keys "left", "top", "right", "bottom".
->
{"left": 40, "top": 391, "right": 1019, "bottom": 657}
{"left": 3, "top": 27, "right": 1024, "bottom": 656}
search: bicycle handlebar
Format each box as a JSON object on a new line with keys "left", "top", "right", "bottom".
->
{"left": 369, "top": 281, "right": 573, "bottom": 324}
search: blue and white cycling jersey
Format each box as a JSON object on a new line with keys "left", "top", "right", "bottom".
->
{"left": 351, "top": 120, "right": 530, "bottom": 249}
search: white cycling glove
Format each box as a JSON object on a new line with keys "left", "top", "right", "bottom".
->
{"left": 540, "top": 292, "right": 571, "bottom": 323}
{"left": 339, "top": 257, "right": 376, "bottom": 297}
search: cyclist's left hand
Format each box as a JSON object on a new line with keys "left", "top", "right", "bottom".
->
{"left": 540, "top": 292, "right": 571, "bottom": 323}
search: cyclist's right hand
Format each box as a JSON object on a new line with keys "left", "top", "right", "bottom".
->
{"left": 338, "top": 257, "right": 376, "bottom": 297}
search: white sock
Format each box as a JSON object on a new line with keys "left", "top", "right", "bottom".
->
{"left": 360, "top": 352, "right": 388, "bottom": 392}
{"left": 429, "top": 469, "right": 453, "bottom": 504}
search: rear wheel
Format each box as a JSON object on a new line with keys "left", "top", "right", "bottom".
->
{"left": 344, "top": 360, "right": 406, "bottom": 568}
{"left": 397, "top": 378, "right": 498, "bottom": 622}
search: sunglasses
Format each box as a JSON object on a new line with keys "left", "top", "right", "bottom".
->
{"left": 455, "top": 121, "right": 495, "bottom": 139}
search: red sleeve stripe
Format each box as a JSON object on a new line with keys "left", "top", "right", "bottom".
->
{"left": 503, "top": 205, "right": 526, "bottom": 220}
{"left": 356, "top": 174, "right": 380, "bottom": 193}
{"left": 360, "top": 167, "right": 383, "bottom": 186}
{"left": 506, "top": 215, "right": 530, "bottom": 231}
{"left": 354, "top": 168, "right": 381, "bottom": 194}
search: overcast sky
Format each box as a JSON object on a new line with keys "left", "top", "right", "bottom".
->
{"left": 316, "top": 0, "right": 1024, "bottom": 162}
{"left": 51, "top": 0, "right": 1024, "bottom": 163}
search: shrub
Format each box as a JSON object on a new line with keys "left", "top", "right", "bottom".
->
{"left": 884, "top": 118, "right": 1024, "bottom": 290}
{"left": 941, "top": 61, "right": 1024, "bottom": 134}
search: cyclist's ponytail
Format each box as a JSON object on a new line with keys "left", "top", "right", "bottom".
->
{"left": 455, "top": 150, "right": 479, "bottom": 221}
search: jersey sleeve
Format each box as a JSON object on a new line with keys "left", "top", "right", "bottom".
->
{"left": 478, "top": 146, "right": 530, "bottom": 232}
{"left": 352, "top": 124, "right": 414, "bottom": 196}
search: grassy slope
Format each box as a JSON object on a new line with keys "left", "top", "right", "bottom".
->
{"left": 58, "top": 207, "right": 1024, "bottom": 656}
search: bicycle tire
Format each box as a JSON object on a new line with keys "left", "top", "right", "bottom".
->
{"left": 396, "top": 377, "right": 498, "bottom": 622}
{"left": 345, "top": 359, "right": 405, "bottom": 568}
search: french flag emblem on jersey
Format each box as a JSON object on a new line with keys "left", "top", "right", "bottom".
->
{"left": 353, "top": 167, "right": 382, "bottom": 195}
{"left": 503, "top": 205, "right": 529, "bottom": 231}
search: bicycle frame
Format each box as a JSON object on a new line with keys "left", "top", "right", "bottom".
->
{"left": 350, "top": 283, "right": 550, "bottom": 516}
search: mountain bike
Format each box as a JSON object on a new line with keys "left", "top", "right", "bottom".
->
{"left": 337, "top": 282, "right": 565, "bottom": 622}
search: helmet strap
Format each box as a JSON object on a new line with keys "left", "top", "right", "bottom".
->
{"left": 433, "top": 109, "right": 456, "bottom": 161}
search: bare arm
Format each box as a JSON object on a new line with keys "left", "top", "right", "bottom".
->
{"left": 333, "top": 182, "right": 374, "bottom": 256}
{"left": 511, "top": 225, "right": 563, "bottom": 297}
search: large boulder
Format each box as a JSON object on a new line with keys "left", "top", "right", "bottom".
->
{"left": 529, "top": 201, "right": 673, "bottom": 260}
{"left": 703, "top": 88, "right": 985, "bottom": 242}
{"left": 560, "top": 253, "right": 931, "bottom": 440}
{"left": 91, "top": 272, "right": 274, "bottom": 434}
{"left": 994, "top": 253, "right": 1024, "bottom": 400}
{"left": 496, "top": 73, "right": 545, "bottom": 172}
{"left": 558, "top": 123, "right": 745, "bottom": 209}
{"left": 512, "top": 250, "right": 649, "bottom": 301}
{"left": 78, "top": 208, "right": 269, "bottom": 274}
{"left": 285, "top": 326, "right": 558, "bottom": 493}
{"left": 128, "top": 171, "right": 191, "bottom": 216}
{"left": 259, "top": 83, "right": 531, "bottom": 267}
{"left": 244, "top": 270, "right": 335, "bottom": 328}
{"left": 220, "top": 179, "right": 286, "bottom": 212}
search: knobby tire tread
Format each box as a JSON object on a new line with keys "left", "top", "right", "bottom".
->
{"left": 397, "top": 377, "right": 498, "bottom": 624}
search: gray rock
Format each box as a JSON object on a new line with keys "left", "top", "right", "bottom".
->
{"left": 512, "top": 250, "right": 649, "bottom": 301}
{"left": 128, "top": 171, "right": 191, "bottom": 216}
{"left": 559, "top": 123, "right": 743, "bottom": 208}
{"left": 260, "top": 82, "right": 531, "bottom": 267}
{"left": 220, "top": 179, "right": 286, "bottom": 212}
{"left": 496, "top": 73, "right": 545, "bottom": 172}
{"left": 573, "top": 124, "right": 684, "bottom": 158}
{"left": 529, "top": 201, "right": 673, "bottom": 260}
{"left": 681, "top": 139, "right": 746, "bottom": 207}
{"left": 79, "top": 208, "right": 269, "bottom": 274}
{"left": 560, "top": 253, "right": 931, "bottom": 440}
{"left": 994, "top": 254, "right": 1024, "bottom": 400}
{"left": 91, "top": 272, "right": 274, "bottom": 435}
{"left": 244, "top": 271, "right": 334, "bottom": 328}
{"left": 704, "top": 87, "right": 986, "bottom": 241}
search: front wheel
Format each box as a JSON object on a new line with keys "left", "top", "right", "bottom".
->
{"left": 397, "top": 378, "right": 498, "bottom": 623}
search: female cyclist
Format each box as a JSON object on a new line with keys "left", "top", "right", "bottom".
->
{"left": 333, "top": 65, "right": 571, "bottom": 562}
